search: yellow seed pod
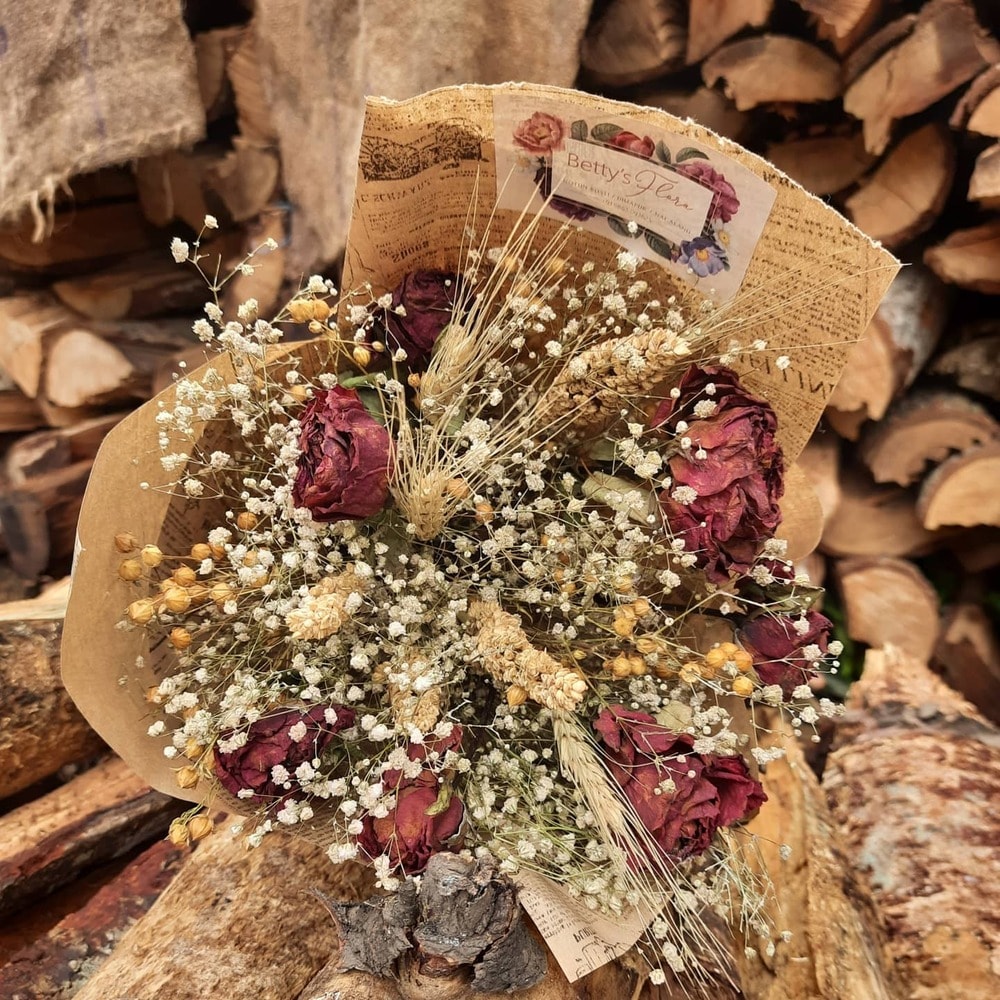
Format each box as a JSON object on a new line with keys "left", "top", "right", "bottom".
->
{"left": 734, "top": 650, "right": 754, "bottom": 673}
{"left": 190, "top": 542, "right": 212, "bottom": 562}
{"left": 732, "top": 676, "right": 755, "bottom": 698}
{"left": 209, "top": 543, "right": 227, "bottom": 560}
{"left": 613, "top": 613, "right": 636, "bottom": 638}
{"left": 560, "top": 582, "right": 577, "bottom": 596}
{"left": 613, "top": 575, "right": 634, "bottom": 594}
{"left": 114, "top": 531, "right": 139, "bottom": 553}
{"left": 445, "top": 478, "right": 470, "bottom": 500}
{"left": 172, "top": 566, "right": 198, "bottom": 587}
{"left": 175, "top": 766, "right": 199, "bottom": 789}
{"left": 210, "top": 582, "right": 234, "bottom": 605}
{"left": 607, "top": 655, "right": 633, "bottom": 680}
{"left": 169, "top": 627, "right": 193, "bottom": 651}
{"left": 288, "top": 298, "right": 314, "bottom": 323}
{"left": 236, "top": 511, "right": 258, "bottom": 531}
{"left": 242, "top": 551, "right": 258, "bottom": 567}
{"left": 308, "top": 319, "right": 324, "bottom": 334}
{"left": 184, "top": 737, "right": 203, "bottom": 759}
{"left": 118, "top": 559, "right": 143, "bottom": 582}
{"left": 188, "top": 815, "right": 215, "bottom": 841}
{"left": 163, "top": 588, "right": 191, "bottom": 613}
{"left": 311, "top": 300, "right": 331, "bottom": 322}
{"left": 289, "top": 384, "right": 309, "bottom": 403}
{"left": 545, "top": 255, "right": 569, "bottom": 276}
{"left": 187, "top": 583, "right": 210, "bottom": 606}
{"left": 719, "top": 641, "right": 740, "bottom": 657}
{"left": 352, "top": 345, "right": 372, "bottom": 368}
{"left": 654, "top": 661, "right": 679, "bottom": 679}
{"left": 635, "top": 636, "right": 667, "bottom": 656}
{"left": 628, "top": 655, "right": 647, "bottom": 677}
{"left": 704, "top": 647, "right": 729, "bottom": 669}
{"left": 168, "top": 818, "right": 191, "bottom": 847}
{"left": 140, "top": 544, "right": 163, "bottom": 567}
{"left": 146, "top": 685, "right": 164, "bottom": 704}
{"left": 474, "top": 502, "right": 494, "bottom": 524}
{"left": 406, "top": 372, "right": 422, "bottom": 389}
{"left": 506, "top": 685, "right": 528, "bottom": 707}
{"left": 631, "top": 598, "right": 651, "bottom": 618}
{"left": 679, "top": 662, "right": 701, "bottom": 684}
{"left": 128, "top": 598, "right": 156, "bottom": 625}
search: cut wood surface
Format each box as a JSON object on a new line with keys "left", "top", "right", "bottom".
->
{"left": 950, "top": 65, "right": 1000, "bottom": 137}
{"left": 72, "top": 823, "right": 372, "bottom": 1000}
{"left": 929, "top": 333, "right": 1000, "bottom": 401}
{"left": 796, "top": 434, "right": 841, "bottom": 529}
{"left": 642, "top": 87, "right": 750, "bottom": 142}
{"left": 843, "top": 0, "right": 999, "bottom": 154}
{"left": 0, "top": 586, "right": 103, "bottom": 799}
{"left": 916, "top": 441, "right": 1000, "bottom": 529}
{"left": 968, "top": 142, "right": 1000, "bottom": 209}
{"left": 580, "top": 0, "right": 686, "bottom": 86}
{"left": 924, "top": 220, "right": 1000, "bottom": 294}
{"left": 685, "top": 0, "right": 773, "bottom": 65}
{"left": 845, "top": 122, "right": 955, "bottom": 247}
{"left": 935, "top": 602, "right": 1000, "bottom": 725}
{"left": 833, "top": 556, "right": 940, "bottom": 661}
{"left": 794, "top": 0, "right": 877, "bottom": 40}
{"left": 0, "top": 294, "right": 76, "bottom": 398}
{"left": 0, "top": 755, "right": 174, "bottom": 919}
{"left": 859, "top": 391, "right": 1000, "bottom": 485}
{"left": 825, "top": 646, "right": 1000, "bottom": 999}
{"left": 765, "top": 132, "right": 874, "bottom": 196}
{"left": 702, "top": 35, "right": 841, "bottom": 110}
{"left": 193, "top": 25, "right": 244, "bottom": 121}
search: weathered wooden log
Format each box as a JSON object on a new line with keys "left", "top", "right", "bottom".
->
{"left": 916, "top": 441, "right": 1000, "bottom": 528}
{"left": 0, "top": 755, "right": 175, "bottom": 919}
{"left": 685, "top": 0, "right": 772, "bottom": 65}
{"left": 0, "top": 583, "right": 103, "bottom": 800}
{"left": 0, "top": 837, "right": 188, "bottom": 999}
{"left": 924, "top": 221, "right": 1000, "bottom": 294}
{"left": 765, "top": 132, "right": 874, "bottom": 197}
{"left": 935, "top": 601, "right": 1000, "bottom": 726}
{"left": 824, "top": 646, "right": 1000, "bottom": 999}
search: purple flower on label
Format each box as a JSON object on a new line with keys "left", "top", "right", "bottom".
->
{"left": 533, "top": 164, "right": 598, "bottom": 222}
{"left": 674, "top": 161, "right": 740, "bottom": 223}
{"left": 293, "top": 386, "right": 391, "bottom": 522}
{"left": 678, "top": 236, "right": 728, "bottom": 277}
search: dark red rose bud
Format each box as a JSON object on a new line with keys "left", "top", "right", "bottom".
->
{"left": 292, "top": 386, "right": 390, "bottom": 522}
{"left": 593, "top": 706, "right": 765, "bottom": 861}
{"left": 356, "top": 729, "right": 465, "bottom": 874}
{"left": 383, "top": 270, "right": 463, "bottom": 366}
{"left": 608, "top": 130, "right": 655, "bottom": 157}
{"left": 739, "top": 611, "right": 832, "bottom": 697}
{"left": 652, "top": 365, "right": 784, "bottom": 583}
{"left": 213, "top": 705, "right": 354, "bottom": 804}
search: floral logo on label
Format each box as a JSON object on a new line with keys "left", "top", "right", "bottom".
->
{"left": 512, "top": 111, "right": 741, "bottom": 281}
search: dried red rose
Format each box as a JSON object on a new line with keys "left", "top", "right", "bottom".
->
{"left": 740, "top": 611, "right": 832, "bottom": 697}
{"left": 652, "top": 365, "right": 784, "bottom": 583}
{"left": 292, "top": 386, "right": 390, "bottom": 522}
{"left": 673, "top": 160, "right": 740, "bottom": 223}
{"left": 383, "top": 269, "right": 464, "bottom": 366}
{"left": 356, "top": 728, "right": 465, "bottom": 874}
{"left": 609, "top": 130, "right": 655, "bottom": 157}
{"left": 593, "top": 706, "right": 765, "bottom": 861}
{"left": 213, "top": 705, "right": 355, "bottom": 804}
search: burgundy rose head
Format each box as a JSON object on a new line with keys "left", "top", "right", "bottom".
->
{"left": 213, "top": 705, "right": 355, "bottom": 804}
{"left": 678, "top": 236, "right": 728, "bottom": 277}
{"left": 609, "top": 130, "right": 655, "bottom": 157}
{"left": 593, "top": 706, "right": 765, "bottom": 861}
{"left": 740, "top": 611, "right": 832, "bottom": 697}
{"left": 652, "top": 365, "right": 784, "bottom": 583}
{"left": 384, "top": 270, "right": 464, "bottom": 366}
{"left": 356, "top": 729, "right": 465, "bottom": 874}
{"left": 674, "top": 160, "right": 740, "bottom": 223}
{"left": 513, "top": 111, "right": 566, "bottom": 155}
{"left": 292, "top": 386, "right": 390, "bottom": 522}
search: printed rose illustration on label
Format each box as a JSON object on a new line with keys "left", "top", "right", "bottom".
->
{"left": 63, "top": 84, "right": 898, "bottom": 991}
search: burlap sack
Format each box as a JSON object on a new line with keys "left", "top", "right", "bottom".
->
{"left": 0, "top": 0, "right": 204, "bottom": 232}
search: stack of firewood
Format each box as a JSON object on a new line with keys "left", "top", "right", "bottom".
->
{"left": 2, "top": 0, "right": 999, "bottom": 997}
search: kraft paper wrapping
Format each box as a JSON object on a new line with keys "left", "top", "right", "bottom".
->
{"left": 63, "top": 83, "right": 898, "bottom": 981}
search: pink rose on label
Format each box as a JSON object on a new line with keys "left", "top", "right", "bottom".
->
{"left": 674, "top": 160, "right": 740, "bottom": 223}
{"left": 293, "top": 386, "right": 391, "bottom": 522}
{"left": 356, "top": 729, "right": 464, "bottom": 874}
{"left": 652, "top": 365, "right": 784, "bottom": 583}
{"left": 513, "top": 112, "right": 566, "bottom": 155}
{"left": 740, "top": 611, "right": 832, "bottom": 696}
{"left": 213, "top": 705, "right": 355, "bottom": 804}
{"left": 609, "top": 130, "right": 655, "bottom": 157}
{"left": 594, "top": 706, "right": 765, "bottom": 860}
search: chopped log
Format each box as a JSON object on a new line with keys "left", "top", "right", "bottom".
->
{"left": 0, "top": 294, "right": 76, "bottom": 398}
{"left": 797, "top": 433, "right": 841, "bottom": 529}
{"left": 4, "top": 414, "right": 124, "bottom": 484}
{"left": 916, "top": 441, "right": 1000, "bottom": 529}
{"left": 0, "top": 755, "right": 175, "bottom": 919}
{"left": 0, "top": 202, "right": 154, "bottom": 272}
{"left": 797, "top": 0, "right": 880, "bottom": 45}
{"left": 968, "top": 142, "right": 1000, "bottom": 208}
{"left": 842, "top": 13, "right": 916, "bottom": 84}
{"left": 778, "top": 464, "right": 824, "bottom": 561}
{"left": 204, "top": 139, "right": 281, "bottom": 223}
{"left": 821, "top": 465, "right": 942, "bottom": 558}
{"left": 685, "top": 0, "right": 772, "bottom": 65}
{"left": 833, "top": 556, "right": 940, "bottom": 661}
{"left": 950, "top": 65, "right": 1000, "bottom": 138}
{"left": 72, "top": 824, "right": 372, "bottom": 1000}
{"left": 580, "top": 0, "right": 686, "bottom": 87}
{"left": 859, "top": 391, "right": 1000, "bottom": 486}
{"left": 843, "top": 0, "right": 999, "bottom": 155}
{"left": 827, "top": 265, "right": 948, "bottom": 437}
{"left": 194, "top": 26, "right": 244, "bottom": 120}
{"left": 765, "top": 132, "right": 875, "bottom": 196}
{"left": 0, "top": 583, "right": 101, "bottom": 800}
{"left": 815, "top": 0, "right": 884, "bottom": 57}
{"left": 52, "top": 253, "right": 207, "bottom": 321}
{"left": 134, "top": 148, "right": 226, "bottom": 231}
{"left": 824, "top": 646, "right": 1000, "bottom": 999}
{"left": 735, "top": 720, "right": 900, "bottom": 1000}
{"left": 935, "top": 602, "right": 1000, "bottom": 726}
{"left": 222, "top": 205, "right": 289, "bottom": 320}
{"left": 0, "top": 838, "right": 188, "bottom": 1000}
{"left": 0, "top": 372, "right": 43, "bottom": 434}
{"left": 702, "top": 36, "right": 841, "bottom": 111}
{"left": 924, "top": 222, "right": 1000, "bottom": 295}
{"left": 929, "top": 333, "right": 1000, "bottom": 401}
{"left": 227, "top": 28, "right": 279, "bottom": 145}
{"left": 642, "top": 87, "right": 751, "bottom": 142}
{"left": 845, "top": 122, "right": 955, "bottom": 247}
